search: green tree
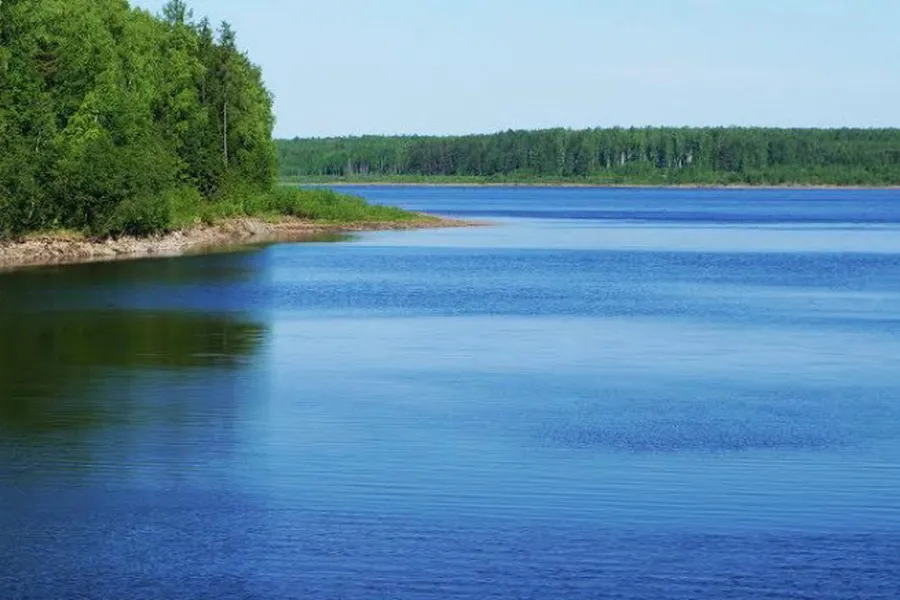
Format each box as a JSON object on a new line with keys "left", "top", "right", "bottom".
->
{"left": 0, "top": 0, "right": 279, "bottom": 237}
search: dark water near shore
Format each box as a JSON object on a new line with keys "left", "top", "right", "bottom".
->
{"left": 2, "top": 186, "right": 900, "bottom": 599}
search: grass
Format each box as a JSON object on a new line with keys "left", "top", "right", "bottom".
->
{"left": 277, "top": 171, "right": 900, "bottom": 188}
{"left": 241, "top": 186, "right": 415, "bottom": 223}
{"left": 279, "top": 174, "right": 559, "bottom": 186}
{"left": 161, "top": 185, "right": 416, "bottom": 234}
{"left": 1, "top": 185, "right": 417, "bottom": 242}
{"left": 277, "top": 173, "right": 710, "bottom": 187}
{"left": 21, "top": 229, "right": 86, "bottom": 241}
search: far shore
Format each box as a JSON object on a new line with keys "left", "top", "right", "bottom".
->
{"left": 0, "top": 214, "right": 472, "bottom": 273}
{"left": 285, "top": 180, "right": 900, "bottom": 191}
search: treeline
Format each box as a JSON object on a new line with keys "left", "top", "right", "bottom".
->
{"left": 277, "top": 128, "right": 900, "bottom": 186}
{"left": 0, "top": 0, "right": 275, "bottom": 237}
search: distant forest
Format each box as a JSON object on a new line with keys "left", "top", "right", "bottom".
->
{"left": 277, "top": 128, "right": 900, "bottom": 186}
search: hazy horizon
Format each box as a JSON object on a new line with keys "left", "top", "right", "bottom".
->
{"left": 133, "top": 0, "right": 899, "bottom": 139}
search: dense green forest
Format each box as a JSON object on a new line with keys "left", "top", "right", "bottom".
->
{"left": 0, "top": 0, "right": 405, "bottom": 239}
{"left": 278, "top": 128, "right": 900, "bottom": 186}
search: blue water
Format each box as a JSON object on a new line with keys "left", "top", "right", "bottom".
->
{"left": 2, "top": 186, "right": 900, "bottom": 599}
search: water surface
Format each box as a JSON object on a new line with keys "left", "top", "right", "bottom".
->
{"left": 2, "top": 186, "right": 900, "bottom": 599}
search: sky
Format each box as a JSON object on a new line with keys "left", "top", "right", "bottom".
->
{"left": 132, "top": 0, "right": 899, "bottom": 139}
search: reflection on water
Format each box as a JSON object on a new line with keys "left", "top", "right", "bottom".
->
{"left": 0, "top": 310, "right": 266, "bottom": 433}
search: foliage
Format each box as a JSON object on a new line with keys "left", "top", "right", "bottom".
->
{"left": 0, "top": 0, "right": 280, "bottom": 238}
{"left": 263, "top": 187, "right": 413, "bottom": 222}
{"left": 189, "top": 186, "right": 414, "bottom": 225}
{"left": 277, "top": 128, "right": 900, "bottom": 186}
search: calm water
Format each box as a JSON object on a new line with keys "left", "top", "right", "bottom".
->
{"left": 2, "top": 186, "right": 900, "bottom": 599}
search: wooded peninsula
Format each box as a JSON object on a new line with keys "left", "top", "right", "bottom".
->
{"left": 2, "top": 1, "right": 898, "bottom": 247}
{"left": 278, "top": 128, "right": 900, "bottom": 187}
{"left": 0, "top": 0, "right": 414, "bottom": 243}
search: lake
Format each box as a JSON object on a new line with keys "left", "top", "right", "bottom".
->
{"left": 2, "top": 186, "right": 900, "bottom": 599}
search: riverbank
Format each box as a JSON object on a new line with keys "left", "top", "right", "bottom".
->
{"left": 0, "top": 214, "right": 469, "bottom": 272}
{"left": 282, "top": 178, "right": 900, "bottom": 190}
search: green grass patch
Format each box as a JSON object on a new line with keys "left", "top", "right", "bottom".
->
{"left": 234, "top": 186, "right": 415, "bottom": 223}
{"left": 44, "top": 185, "right": 416, "bottom": 240}
{"left": 278, "top": 171, "right": 900, "bottom": 188}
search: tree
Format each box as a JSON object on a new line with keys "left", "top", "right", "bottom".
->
{"left": 162, "top": 0, "right": 191, "bottom": 26}
{"left": 0, "top": 0, "right": 278, "bottom": 237}
{"left": 218, "top": 21, "right": 236, "bottom": 169}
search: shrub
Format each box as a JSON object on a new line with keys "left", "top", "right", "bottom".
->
{"left": 101, "top": 195, "right": 172, "bottom": 238}
{"left": 267, "top": 187, "right": 413, "bottom": 222}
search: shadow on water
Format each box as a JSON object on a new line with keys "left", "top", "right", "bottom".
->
{"left": 0, "top": 253, "right": 272, "bottom": 435}
{"left": 0, "top": 310, "right": 268, "bottom": 433}
{"left": 0, "top": 249, "right": 263, "bottom": 290}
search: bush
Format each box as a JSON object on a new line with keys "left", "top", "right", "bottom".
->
{"left": 101, "top": 195, "right": 172, "bottom": 238}
{"left": 204, "top": 185, "right": 415, "bottom": 224}
{"left": 166, "top": 186, "right": 206, "bottom": 229}
{"left": 0, "top": 196, "right": 13, "bottom": 240}
{"left": 265, "top": 187, "right": 413, "bottom": 222}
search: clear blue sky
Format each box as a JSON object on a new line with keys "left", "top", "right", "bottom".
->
{"left": 133, "top": 0, "right": 898, "bottom": 138}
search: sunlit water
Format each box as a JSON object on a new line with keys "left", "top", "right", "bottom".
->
{"left": 2, "top": 186, "right": 900, "bottom": 599}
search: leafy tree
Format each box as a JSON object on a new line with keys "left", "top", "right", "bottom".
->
{"left": 0, "top": 0, "right": 278, "bottom": 237}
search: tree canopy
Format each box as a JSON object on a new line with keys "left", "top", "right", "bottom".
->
{"left": 278, "top": 128, "right": 900, "bottom": 186}
{"left": 0, "top": 0, "right": 276, "bottom": 237}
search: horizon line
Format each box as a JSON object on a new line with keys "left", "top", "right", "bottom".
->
{"left": 278, "top": 125, "right": 900, "bottom": 140}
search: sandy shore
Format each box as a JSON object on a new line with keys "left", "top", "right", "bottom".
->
{"left": 0, "top": 214, "right": 471, "bottom": 272}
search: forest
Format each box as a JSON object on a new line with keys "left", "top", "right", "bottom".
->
{"left": 0, "top": 0, "right": 401, "bottom": 239}
{"left": 277, "top": 128, "right": 900, "bottom": 186}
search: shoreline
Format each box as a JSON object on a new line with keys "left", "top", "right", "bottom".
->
{"left": 287, "top": 181, "right": 900, "bottom": 191}
{"left": 0, "top": 214, "right": 470, "bottom": 273}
